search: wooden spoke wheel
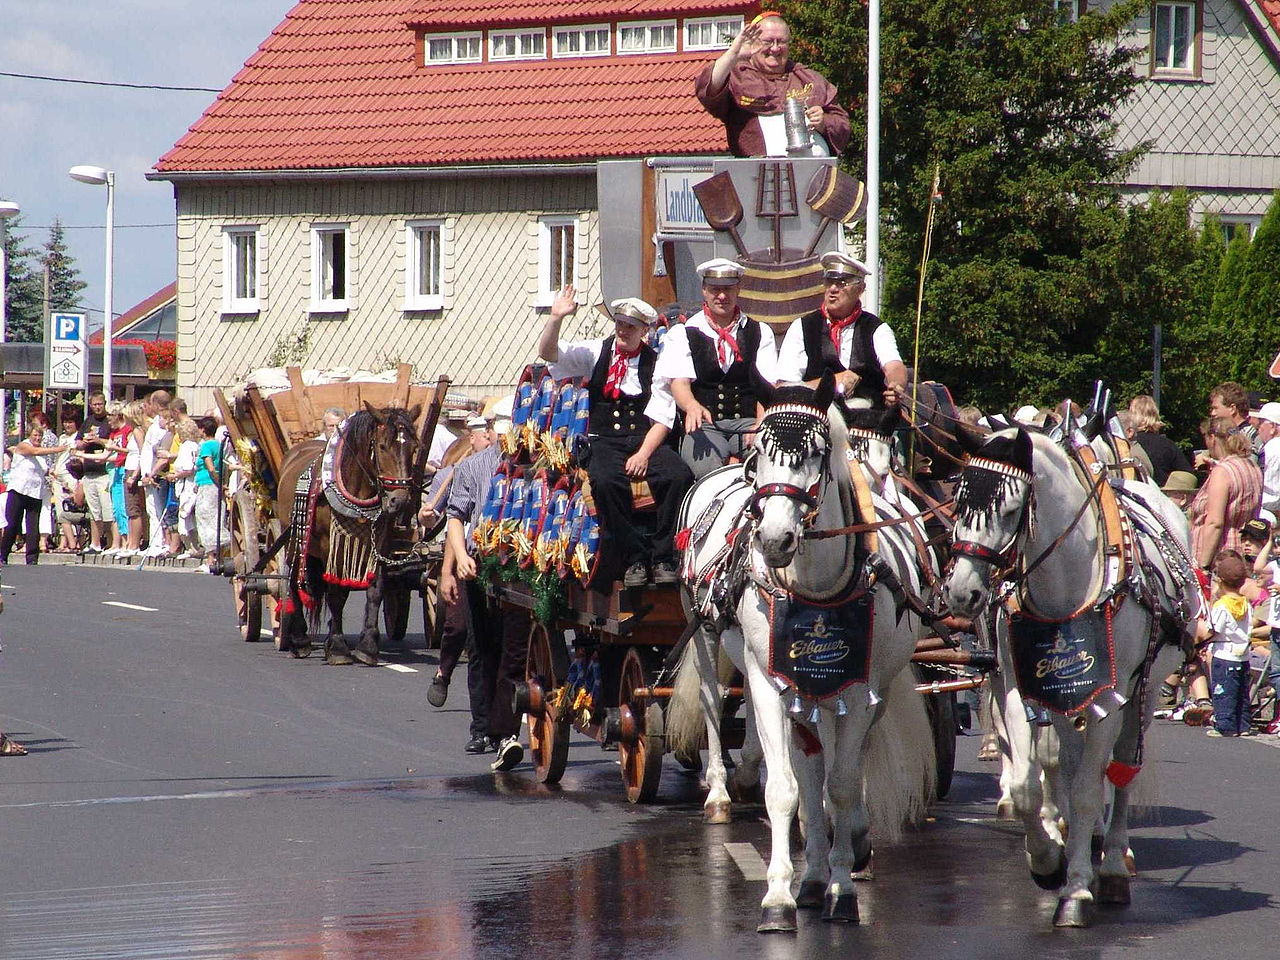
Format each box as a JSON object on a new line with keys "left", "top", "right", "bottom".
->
{"left": 228, "top": 489, "right": 265, "bottom": 643}
{"left": 525, "top": 620, "right": 571, "bottom": 784}
{"left": 617, "top": 647, "right": 665, "bottom": 804}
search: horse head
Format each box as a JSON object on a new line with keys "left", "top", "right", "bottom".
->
{"left": 842, "top": 401, "right": 899, "bottom": 492}
{"left": 360, "top": 401, "right": 421, "bottom": 517}
{"left": 943, "top": 425, "right": 1035, "bottom": 618}
{"left": 750, "top": 373, "right": 836, "bottom": 568}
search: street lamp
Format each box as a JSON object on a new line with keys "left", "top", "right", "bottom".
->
{"left": 0, "top": 198, "right": 21, "bottom": 445}
{"left": 69, "top": 164, "right": 115, "bottom": 400}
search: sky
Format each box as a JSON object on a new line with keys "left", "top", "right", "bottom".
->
{"left": 0, "top": 0, "right": 293, "bottom": 332}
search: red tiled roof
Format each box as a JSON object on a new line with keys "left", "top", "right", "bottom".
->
{"left": 155, "top": 0, "right": 759, "bottom": 173}
{"left": 407, "top": 0, "right": 754, "bottom": 28}
{"left": 87, "top": 282, "right": 176, "bottom": 344}
{"left": 1259, "top": 0, "right": 1280, "bottom": 38}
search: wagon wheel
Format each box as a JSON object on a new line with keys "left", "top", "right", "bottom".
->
{"left": 617, "top": 647, "right": 665, "bottom": 804}
{"left": 228, "top": 488, "right": 265, "bottom": 643}
{"left": 525, "top": 620, "right": 571, "bottom": 784}
{"left": 916, "top": 664, "right": 957, "bottom": 800}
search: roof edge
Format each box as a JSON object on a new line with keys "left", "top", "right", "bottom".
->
{"left": 147, "top": 162, "right": 603, "bottom": 183}
{"left": 1240, "top": 0, "right": 1280, "bottom": 66}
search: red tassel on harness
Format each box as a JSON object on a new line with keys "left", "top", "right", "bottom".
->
{"left": 793, "top": 724, "right": 823, "bottom": 757}
{"left": 674, "top": 528, "right": 691, "bottom": 552}
{"left": 298, "top": 589, "right": 317, "bottom": 610}
{"left": 279, "top": 597, "right": 297, "bottom": 616}
{"left": 322, "top": 573, "right": 375, "bottom": 589}
{"left": 1105, "top": 761, "right": 1141, "bottom": 789}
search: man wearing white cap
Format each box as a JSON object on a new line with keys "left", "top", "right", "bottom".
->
{"left": 651, "top": 258, "right": 778, "bottom": 478}
{"left": 774, "top": 251, "right": 908, "bottom": 410}
{"left": 538, "top": 285, "right": 693, "bottom": 587}
{"left": 1253, "top": 401, "right": 1280, "bottom": 522}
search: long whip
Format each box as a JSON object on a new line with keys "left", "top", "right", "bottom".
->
{"left": 907, "top": 163, "right": 942, "bottom": 471}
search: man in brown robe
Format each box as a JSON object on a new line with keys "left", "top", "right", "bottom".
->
{"left": 695, "top": 13, "right": 851, "bottom": 158}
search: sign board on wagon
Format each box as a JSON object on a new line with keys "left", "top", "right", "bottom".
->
{"left": 45, "top": 311, "right": 89, "bottom": 391}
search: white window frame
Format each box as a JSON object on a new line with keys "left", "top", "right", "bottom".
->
{"left": 1052, "top": 0, "right": 1082, "bottom": 23}
{"left": 552, "top": 23, "right": 611, "bottom": 58}
{"left": 221, "top": 225, "right": 260, "bottom": 315}
{"left": 404, "top": 219, "right": 444, "bottom": 311}
{"left": 617, "top": 19, "right": 677, "bottom": 55}
{"left": 310, "top": 223, "right": 350, "bottom": 314}
{"left": 684, "top": 16, "right": 744, "bottom": 51}
{"left": 537, "top": 215, "right": 579, "bottom": 308}
{"left": 1151, "top": 2, "right": 1197, "bottom": 74}
{"left": 489, "top": 28, "right": 547, "bottom": 61}
{"left": 1219, "top": 215, "right": 1262, "bottom": 244}
{"left": 423, "top": 31, "right": 482, "bottom": 65}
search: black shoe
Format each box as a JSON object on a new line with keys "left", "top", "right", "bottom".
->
{"left": 652, "top": 560, "right": 680, "bottom": 584}
{"left": 427, "top": 674, "right": 449, "bottom": 708}
{"left": 491, "top": 736, "right": 524, "bottom": 771}
{"left": 464, "top": 735, "right": 491, "bottom": 754}
{"left": 623, "top": 562, "right": 649, "bottom": 588}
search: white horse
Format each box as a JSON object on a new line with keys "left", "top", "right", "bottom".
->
{"left": 943, "top": 426, "right": 1198, "bottom": 927}
{"left": 668, "top": 377, "right": 936, "bottom": 933}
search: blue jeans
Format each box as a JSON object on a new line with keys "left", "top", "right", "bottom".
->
{"left": 1268, "top": 632, "right": 1280, "bottom": 722}
{"left": 109, "top": 466, "right": 128, "bottom": 534}
{"left": 1210, "top": 658, "right": 1250, "bottom": 735}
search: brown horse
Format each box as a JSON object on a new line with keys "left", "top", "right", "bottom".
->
{"left": 275, "top": 403, "right": 421, "bottom": 664}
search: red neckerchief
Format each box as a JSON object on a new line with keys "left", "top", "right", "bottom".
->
{"left": 604, "top": 341, "right": 641, "bottom": 399}
{"left": 704, "top": 305, "right": 743, "bottom": 366}
{"left": 823, "top": 301, "right": 863, "bottom": 358}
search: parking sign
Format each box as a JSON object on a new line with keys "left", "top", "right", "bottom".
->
{"left": 46, "top": 312, "right": 89, "bottom": 391}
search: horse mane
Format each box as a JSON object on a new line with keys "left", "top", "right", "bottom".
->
{"left": 954, "top": 428, "right": 1034, "bottom": 525}
{"left": 341, "top": 406, "right": 417, "bottom": 456}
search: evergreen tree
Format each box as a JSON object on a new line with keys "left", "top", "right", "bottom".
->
{"left": 1162, "top": 213, "right": 1226, "bottom": 440}
{"left": 42, "top": 219, "right": 87, "bottom": 316}
{"left": 1208, "top": 231, "right": 1250, "bottom": 355}
{"left": 1230, "top": 191, "right": 1280, "bottom": 388}
{"left": 1, "top": 217, "right": 43, "bottom": 342}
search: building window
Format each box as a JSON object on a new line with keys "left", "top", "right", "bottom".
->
{"left": 684, "top": 16, "right": 743, "bottom": 51}
{"left": 538, "top": 216, "right": 578, "bottom": 306}
{"left": 1152, "top": 2, "right": 1196, "bottom": 73}
{"left": 1220, "top": 215, "right": 1261, "bottom": 244}
{"left": 222, "top": 226, "right": 259, "bottom": 314}
{"left": 1052, "top": 0, "right": 1082, "bottom": 23}
{"left": 553, "top": 24, "right": 611, "bottom": 57}
{"left": 405, "top": 220, "right": 444, "bottom": 310}
{"left": 490, "top": 28, "right": 546, "bottom": 61}
{"left": 618, "top": 20, "right": 677, "bottom": 54}
{"left": 311, "top": 224, "right": 349, "bottom": 312}
{"left": 423, "top": 32, "right": 482, "bottom": 64}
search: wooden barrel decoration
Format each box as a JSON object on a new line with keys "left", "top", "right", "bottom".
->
{"left": 545, "top": 380, "right": 579, "bottom": 470}
{"left": 568, "top": 383, "right": 591, "bottom": 466}
{"left": 737, "top": 250, "right": 824, "bottom": 334}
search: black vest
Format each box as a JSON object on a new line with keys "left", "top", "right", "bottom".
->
{"left": 799, "top": 309, "right": 886, "bottom": 404}
{"left": 687, "top": 319, "right": 762, "bottom": 421}
{"left": 588, "top": 337, "right": 657, "bottom": 436}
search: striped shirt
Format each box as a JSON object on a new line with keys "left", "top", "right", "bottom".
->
{"left": 446, "top": 444, "right": 501, "bottom": 551}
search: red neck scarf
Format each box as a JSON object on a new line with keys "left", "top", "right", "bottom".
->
{"left": 704, "top": 305, "right": 743, "bottom": 366}
{"left": 604, "top": 341, "right": 641, "bottom": 399}
{"left": 823, "top": 301, "right": 863, "bottom": 357}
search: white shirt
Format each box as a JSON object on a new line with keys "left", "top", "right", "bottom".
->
{"left": 427, "top": 425, "right": 456, "bottom": 469}
{"left": 550, "top": 337, "right": 675, "bottom": 429}
{"left": 650, "top": 312, "right": 777, "bottom": 426}
{"left": 6, "top": 449, "right": 51, "bottom": 500}
{"left": 1208, "top": 598, "right": 1251, "bottom": 662}
{"left": 1260, "top": 435, "right": 1280, "bottom": 523}
{"left": 774, "top": 312, "right": 903, "bottom": 384}
{"left": 140, "top": 419, "right": 171, "bottom": 477}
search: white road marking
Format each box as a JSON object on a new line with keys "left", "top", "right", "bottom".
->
{"left": 260, "top": 628, "right": 274, "bottom": 639}
{"left": 724, "top": 842, "right": 769, "bottom": 881}
{"left": 381, "top": 663, "right": 418, "bottom": 674}
{"left": 102, "top": 601, "right": 158, "bottom": 612}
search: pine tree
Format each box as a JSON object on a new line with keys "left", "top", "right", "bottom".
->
{"left": 2, "top": 216, "right": 43, "bottom": 342}
{"left": 1161, "top": 213, "right": 1227, "bottom": 440}
{"left": 1209, "top": 231, "right": 1250, "bottom": 353}
{"left": 42, "top": 219, "right": 87, "bottom": 316}
{"left": 1230, "top": 191, "right": 1280, "bottom": 388}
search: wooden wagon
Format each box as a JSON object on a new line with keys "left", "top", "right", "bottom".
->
{"left": 212, "top": 364, "right": 458, "bottom": 648}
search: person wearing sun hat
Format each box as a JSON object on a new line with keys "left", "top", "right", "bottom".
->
{"left": 1251, "top": 400, "right": 1280, "bottom": 523}
{"left": 650, "top": 257, "right": 778, "bottom": 478}
{"left": 695, "top": 11, "right": 850, "bottom": 157}
{"left": 774, "top": 251, "right": 908, "bottom": 410}
{"left": 537, "top": 284, "right": 693, "bottom": 588}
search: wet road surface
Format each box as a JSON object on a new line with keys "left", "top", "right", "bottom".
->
{"left": 1, "top": 564, "right": 1276, "bottom": 958}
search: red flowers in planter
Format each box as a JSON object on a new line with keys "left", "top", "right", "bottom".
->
{"left": 116, "top": 338, "right": 177, "bottom": 370}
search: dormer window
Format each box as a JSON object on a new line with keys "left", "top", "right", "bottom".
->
{"left": 618, "top": 20, "right": 677, "bottom": 54}
{"left": 1151, "top": 2, "right": 1199, "bottom": 76}
{"left": 684, "top": 16, "right": 743, "bottom": 51}
{"left": 424, "top": 32, "right": 482, "bottom": 64}
{"left": 490, "top": 28, "right": 547, "bottom": 61}
{"left": 553, "top": 23, "right": 611, "bottom": 57}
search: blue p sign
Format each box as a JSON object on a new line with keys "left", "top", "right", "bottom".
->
{"left": 55, "top": 314, "right": 81, "bottom": 340}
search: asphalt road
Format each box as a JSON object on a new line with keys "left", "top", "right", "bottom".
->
{"left": 1, "top": 563, "right": 1277, "bottom": 959}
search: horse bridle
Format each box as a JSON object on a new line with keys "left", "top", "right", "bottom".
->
{"left": 749, "top": 404, "right": 831, "bottom": 526}
{"left": 949, "top": 455, "right": 1035, "bottom": 575}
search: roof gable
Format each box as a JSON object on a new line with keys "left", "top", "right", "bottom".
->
{"left": 155, "top": 0, "right": 759, "bottom": 174}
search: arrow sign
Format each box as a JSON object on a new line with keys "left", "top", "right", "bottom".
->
{"left": 46, "top": 311, "right": 89, "bottom": 391}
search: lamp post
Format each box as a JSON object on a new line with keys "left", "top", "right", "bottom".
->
{"left": 0, "top": 198, "right": 21, "bottom": 446}
{"left": 68, "top": 165, "right": 115, "bottom": 400}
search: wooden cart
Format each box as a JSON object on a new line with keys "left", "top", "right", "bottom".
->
{"left": 212, "top": 364, "right": 453, "bottom": 648}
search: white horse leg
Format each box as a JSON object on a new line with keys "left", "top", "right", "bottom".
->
{"left": 988, "top": 671, "right": 1018, "bottom": 821}
{"left": 1096, "top": 696, "right": 1146, "bottom": 905}
{"left": 694, "top": 625, "right": 732, "bottom": 824}
{"left": 732, "top": 686, "right": 765, "bottom": 801}
{"left": 744, "top": 658, "right": 801, "bottom": 933}
{"left": 1053, "top": 719, "right": 1120, "bottom": 927}
{"left": 792, "top": 729, "right": 829, "bottom": 910}
{"left": 999, "top": 685, "right": 1063, "bottom": 885}
{"left": 820, "top": 708, "right": 872, "bottom": 923}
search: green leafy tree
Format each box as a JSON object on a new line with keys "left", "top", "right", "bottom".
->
{"left": 1230, "top": 191, "right": 1280, "bottom": 388}
{"left": 42, "top": 219, "right": 87, "bottom": 317}
{"left": 1208, "top": 230, "right": 1250, "bottom": 359}
{"left": 1161, "top": 213, "right": 1226, "bottom": 439}
{"left": 2, "top": 217, "right": 43, "bottom": 342}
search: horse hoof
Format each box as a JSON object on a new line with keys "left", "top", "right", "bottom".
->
{"left": 996, "top": 799, "right": 1018, "bottom": 821}
{"left": 796, "top": 880, "right": 825, "bottom": 909}
{"left": 821, "top": 892, "right": 859, "bottom": 924}
{"left": 352, "top": 647, "right": 379, "bottom": 666}
{"left": 852, "top": 837, "right": 873, "bottom": 875}
{"left": 728, "top": 777, "right": 761, "bottom": 804}
{"left": 290, "top": 643, "right": 312, "bottom": 659}
{"left": 1097, "top": 875, "right": 1131, "bottom": 906}
{"left": 703, "top": 800, "right": 732, "bottom": 825}
{"left": 757, "top": 905, "right": 797, "bottom": 933}
{"left": 1053, "top": 897, "right": 1093, "bottom": 928}
{"left": 1031, "top": 859, "right": 1067, "bottom": 891}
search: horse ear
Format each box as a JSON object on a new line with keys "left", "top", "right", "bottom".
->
{"left": 955, "top": 423, "right": 985, "bottom": 455}
{"left": 814, "top": 370, "right": 835, "bottom": 410}
{"left": 363, "top": 400, "right": 383, "bottom": 421}
{"left": 406, "top": 403, "right": 423, "bottom": 423}
{"left": 1012, "top": 428, "right": 1034, "bottom": 474}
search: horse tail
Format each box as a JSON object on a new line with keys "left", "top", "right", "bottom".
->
{"left": 665, "top": 622, "right": 714, "bottom": 758}
{"left": 304, "top": 557, "right": 326, "bottom": 632}
{"left": 863, "top": 665, "right": 936, "bottom": 844}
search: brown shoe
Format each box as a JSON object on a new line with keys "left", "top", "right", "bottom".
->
{"left": 0, "top": 734, "right": 28, "bottom": 756}
{"left": 1182, "top": 700, "right": 1213, "bottom": 726}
